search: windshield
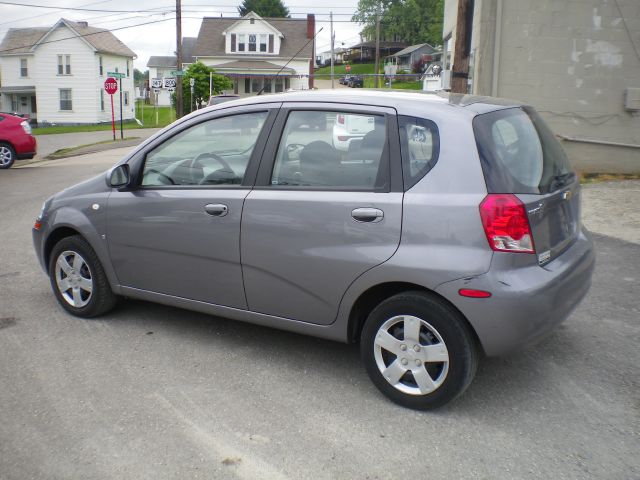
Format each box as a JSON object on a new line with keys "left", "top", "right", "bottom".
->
{"left": 473, "top": 107, "right": 575, "bottom": 194}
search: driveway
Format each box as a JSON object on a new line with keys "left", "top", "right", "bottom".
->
{"left": 0, "top": 150, "right": 638, "bottom": 480}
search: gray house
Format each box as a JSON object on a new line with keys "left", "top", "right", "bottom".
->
{"left": 385, "top": 43, "right": 440, "bottom": 73}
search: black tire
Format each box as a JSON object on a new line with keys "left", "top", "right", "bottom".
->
{"left": 361, "top": 291, "right": 479, "bottom": 410}
{"left": 0, "top": 142, "right": 15, "bottom": 169}
{"left": 48, "top": 235, "right": 117, "bottom": 318}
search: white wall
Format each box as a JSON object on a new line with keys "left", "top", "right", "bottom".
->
{"left": 0, "top": 54, "right": 36, "bottom": 86}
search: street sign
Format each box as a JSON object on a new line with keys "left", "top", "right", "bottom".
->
{"left": 151, "top": 78, "right": 163, "bottom": 89}
{"left": 163, "top": 77, "right": 177, "bottom": 88}
{"left": 153, "top": 89, "right": 161, "bottom": 94}
{"left": 170, "top": 70, "right": 184, "bottom": 76}
{"left": 104, "top": 78, "right": 118, "bottom": 95}
{"left": 107, "top": 71, "right": 125, "bottom": 78}
{"left": 189, "top": 77, "right": 195, "bottom": 87}
{"left": 167, "top": 88, "right": 175, "bottom": 93}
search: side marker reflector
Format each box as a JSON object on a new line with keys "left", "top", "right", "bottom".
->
{"left": 459, "top": 289, "right": 492, "bottom": 298}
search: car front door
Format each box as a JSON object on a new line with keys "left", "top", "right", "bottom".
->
{"left": 106, "top": 105, "right": 278, "bottom": 308}
{"left": 241, "top": 104, "right": 404, "bottom": 325}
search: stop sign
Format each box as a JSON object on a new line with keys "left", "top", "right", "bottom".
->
{"left": 104, "top": 77, "right": 118, "bottom": 95}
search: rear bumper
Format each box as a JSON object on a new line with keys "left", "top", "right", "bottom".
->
{"left": 14, "top": 134, "right": 37, "bottom": 159}
{"left": 436, "top": 228, "right": 595, "bottom": 356}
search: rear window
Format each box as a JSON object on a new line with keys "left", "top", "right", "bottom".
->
{"left": 473, "top": 107, "right": 574, "bottom": 194}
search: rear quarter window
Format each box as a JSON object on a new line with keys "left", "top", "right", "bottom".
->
{"left": 473, "top": 107, "right": 575, "bottom": 194}
{"left": 398, "top": 116, "right": 440, "bottom": 190}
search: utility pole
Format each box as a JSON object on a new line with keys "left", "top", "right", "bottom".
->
{"left": 451, "top": 0, "right": 474, "bottom": 93}
{"left": 330, "top": 12, "right": 335, "bottom": 89}
{"left": 176, "top": 0, "right": 183, "bottom": 118}
{"left": 374, "top": 3, "right": 381, "bottom": 88}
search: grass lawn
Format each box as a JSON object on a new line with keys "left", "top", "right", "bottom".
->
{"left": 315, "top": 63, "right": 378, "bottom": 77}
{"left": 32, "top": 102, "right": 174, "bottom": 135}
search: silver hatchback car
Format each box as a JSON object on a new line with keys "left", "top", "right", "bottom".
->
{"left": 33, "top": 91, "right": 594, "bottom": 409}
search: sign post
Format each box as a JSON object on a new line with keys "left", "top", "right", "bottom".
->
{"left": 108, "top": 72, "right": 125, "bottom": 139}
{"left": 104, "top": 77, "right": 118, "bottom": 141}
{"left": 190, "top": 77, "right": 195, "bottom": 112}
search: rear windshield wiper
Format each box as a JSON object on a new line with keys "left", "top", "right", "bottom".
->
{"left": 549, "top": 172, "right": 575, "bottom": 191}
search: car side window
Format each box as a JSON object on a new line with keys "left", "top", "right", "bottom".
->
{"left": 398, "top": 115, "right": 440, "bottom": 190}
{"left": 270, "top": 110, "right": 389, "bottom": 190}
{"left": 141, "top": 111, "right": 268, "bottom": 187}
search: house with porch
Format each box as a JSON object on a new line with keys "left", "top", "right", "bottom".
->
{"left": 385, "top": 43, "right": 440, "bottom": 73}
{"left": 0, "top": 18, "right": 136, "bottom": 125}
{"left": 191, "top": 12, "right": 315, "bottom": 96}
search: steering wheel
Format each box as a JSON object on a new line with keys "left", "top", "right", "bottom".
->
{"left": 190, "top": 152, "right": 234, "bottom": 183}
{"left": 144, "top": 168, "right": 175, "bottom": 185}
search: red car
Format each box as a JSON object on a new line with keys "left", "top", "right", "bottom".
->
{"left": 0, "top": 112, "right": 37, "bottom": 169}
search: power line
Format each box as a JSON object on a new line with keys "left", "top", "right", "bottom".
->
{"left": 0, "top": 1, "right": 172, "bottom": 13}
{"left": 0, "top": 16, "right": 175, "bottom": 53}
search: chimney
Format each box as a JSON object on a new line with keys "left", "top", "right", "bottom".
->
{"left": 307, "top": 14, "right": 315, "bottom": 89}
{"left": 78, "top": 21, "right": 88, "bottom": 28}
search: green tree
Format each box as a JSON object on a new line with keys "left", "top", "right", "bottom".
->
{"left": 238, "top": 0, "right": 290, "bottom": 17}
{"left": 352, "top": 0, "right": 443, "bottom": 47}
{"left": 181, "top": 62, "right": 233, "bottom": 113}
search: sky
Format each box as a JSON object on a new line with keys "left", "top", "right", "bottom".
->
{"left": 0, "top": 0, "right": 365, "bottom": 71}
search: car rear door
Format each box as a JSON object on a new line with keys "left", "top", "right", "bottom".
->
{"left": 240, "top": 103, "right": 404, "bottom": 325}
{"left": 106, "top": 104, "right": 279, "bottom": 308}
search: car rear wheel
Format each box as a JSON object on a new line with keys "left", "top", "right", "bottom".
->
{"left": 361, "top": 291, "right": 479, "bottom": 410}
{"left": 48, "top": 235, "right": 117, "bottom": 317}
{"left": 0, "top": 142, "right": 15, "bottom": 169}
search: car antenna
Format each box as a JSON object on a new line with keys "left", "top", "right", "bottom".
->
{"left": 256, "top": 26, "right": 324, "bottom": 96}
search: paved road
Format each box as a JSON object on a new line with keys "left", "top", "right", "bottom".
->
{"left": 0, "top": 150, "right": 638, "bottom": 479}
{"left": 32, "top": 128, "right": 161, "bottom": 159}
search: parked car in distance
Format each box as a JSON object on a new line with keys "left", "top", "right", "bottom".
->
{"left": 207, "top": 94, "right": 240, "bottom": 106}
{"left": 32, "top": 90, "right": 594, "bottom": 409}
{"left": 0, "top": 112, "right": 37, "bottom": 169}
{"left": 332, "top": 112, "right": 377, "bottom": 151}
{"left": 348, "top": 76, "right": 364, "bottom": 88}
{"left": 339, "top": 75, "right": 352, "bottom": 85}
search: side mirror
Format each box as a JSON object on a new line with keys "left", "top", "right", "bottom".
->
{"left": 109, "top": 164, "right": 130, "bottom": 189}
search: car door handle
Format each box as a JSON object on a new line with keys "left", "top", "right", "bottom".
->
{"left": 204, "top": 203, "right": 228, "bottom": 217}
{"left": 351, "top": 207, "right": 384, "bottom": 223}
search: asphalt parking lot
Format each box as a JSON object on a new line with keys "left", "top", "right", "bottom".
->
{"left": 1, "top": 149, "right": 638, "bottom": 480}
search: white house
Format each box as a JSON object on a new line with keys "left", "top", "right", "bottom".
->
{"left": 0, "top": 19, "right": 136, "bottom": 125}
{"left": 191, "top": 12, "right": 316, "bottom": 96}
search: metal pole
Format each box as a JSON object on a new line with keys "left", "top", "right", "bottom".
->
{"left": 209, "top": 71, "right": 212, "bottom": 97}
{"left": 119, "top": 76, "right": 123, "bottom": 139}
{"left": 330, "top": 12, "right": 335, "bottom": 89}
{"left": 176, "top": 0, "right": 183, "bottom": 118}
{"left": 374, "top": 3, "right": 381, "bottom": 88}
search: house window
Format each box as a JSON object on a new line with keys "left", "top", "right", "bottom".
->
{"left": 99, "top": 56, "right": 103, "bottom": 75}
{"left": 100, "top": 89, "right": 105, "bottom": 111}
{"left": 238, "top": 34, "right": 245, "bottom": 52}
{"left": 251, "top": 77, "right": 260, "bottom": 92}
{"left": 124, "top": 91, "right": 129, "bottom": 106}
{"left": 248, "top": 34, "right": 257, "bottom": 52}
{"left": 58, "top": 55, "right": 71, "bottom": 75}
{"left": 59, "top": 89, "right": 72, "bottom": 111}
{"left": 127, "top": 61, "right": 130, "bottom": 77}
{"left": 260, "top": 34, "right": 267, "bottom": 52}
{"left": 20, "top": 58, "right": 28, "bottom": 77}
{"left": 11, "top": 96, "right": 18, "bottom": 111}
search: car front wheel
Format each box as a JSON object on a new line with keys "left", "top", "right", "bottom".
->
{"left": 48, "top": 235, "right": 117, "bottom": 317}
{"left": 0, "top": 142, "right": 15, "bottom": 169}
{"left": 361, "top": 291, "right": 479, "bottom": 410}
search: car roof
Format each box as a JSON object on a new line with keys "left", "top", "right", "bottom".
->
{"left": 197, "top": 89, "right": 525, "bottom": 118}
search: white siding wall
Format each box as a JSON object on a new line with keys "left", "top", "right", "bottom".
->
{"left": 225, "top": 20, "right": 282, "bottom": 55}
{"left": 96, "top": 53, "right": 135, "bottom": 123}
{"left": 0, "top": 54, "right": 36, "bottom": 86}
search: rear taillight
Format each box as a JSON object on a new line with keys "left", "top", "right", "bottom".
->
{"left": 479, "top": 194, "right": 535, "bottom": 253}
{"left": 337, "top": 114, "right": 345, "bottom": 124}
{"left": 21, "top": 120, "right": 31, "bottom": 135}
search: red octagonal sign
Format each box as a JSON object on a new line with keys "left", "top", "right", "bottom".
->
{"left": 104, "top": 77, "right": 118, "bottom": 95}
